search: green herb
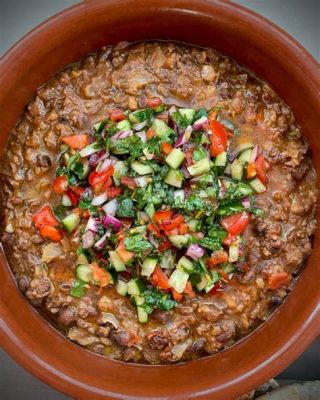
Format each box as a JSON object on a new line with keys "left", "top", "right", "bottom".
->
{"left": 217, "top": 200, "right": 244, "bottom": 216}
{"left": 193, "top": 146, "right": 207, "bottom": 162}
{"left": 78, "top": 192, "right": 97, "bottom": 213}
{"left": 70, "top": 280, "right": 86, "bottom": 298}
{"left": 112, "top": 135, "right": 144, "bottom": 159}
{"left": 143, "top": 288, "right": 176, "bottom": 313}
{"left": 116, "top": 197, "right": 135, "bottom": 218}
{"left": 53, "top": 205, "right": 68, "bottom": 220}
{"left": 194, "top": 107, "right": 208, "bottom": 120}
{"left": 171, "top": 111, "right": 189, "bottom": 129}
{"left": 56, "top": 166, "right": 67, "bottom": 177}
{"left": 200, "top": 227, "right": 227, "bottom": 251}
{"left": 123, "top": 235, "right": 153, "bottom": 253}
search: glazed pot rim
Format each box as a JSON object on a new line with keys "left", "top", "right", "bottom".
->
{"left": 0, "top": 1, "right": 319, "bottom": 399}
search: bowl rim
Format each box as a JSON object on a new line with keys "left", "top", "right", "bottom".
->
{"left": 0, "top": 1, "right": 319, "bottom": 399}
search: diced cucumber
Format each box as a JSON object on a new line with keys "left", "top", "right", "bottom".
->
{"left": 168, "top": 234, "right": 189, "bottom": 249}
{"left": 165, "top": 148, "right": 185, "bottom": 169}
{"left": 116, "top": 119, "right": 131, "bottom": 131}
{"left": 237, "top": 142, "right": 254, "bottom": 153}
{"left": 137, "top": 211, "right": 149, "bottom": 225}
{"left": 93, "top": 120, "right": 107, "bottom": 133}
{"left": 77, "top": 159, "right": 90, "bottom": 180}
{"left": 151, "top": 119, "right": 174, "bottom": 139}
{"left": 238, "top": 148, "right": 252, "bottom": 165}
{"left": 164, "top": 169, "right": 184, "bottom": 188}
{"left": 160, "top": 250, "right": 176, "bottom": 269}
{"left": 133, "top": 295, "right": 145, "bottom": 306}
{"left": 141, "top": 257, "right": 158, "bottom": 277}
{"left": 127, "top": 278, "right": 146, "bottom": 296}
{"left": 200, "top": 134, "right": 210, "bottom": 145}
{"left": 249, "top": 178, "right": 267, "bottom": 193}
{"left": 76, "top": 264, "right": 92, "bottom": 283}
{"left": 109, "top": 251, "right": 126, "bottom": 272}
{"left": 116, "top": 279, "right": 128, "bottom": 296}
{"left": 187, "top": 158, "right": 210, "bottom": 176}
{"left": 179, "top": 108, "right": 196, "bottom": 123}
{"left": 62, "top": 194, "right": 72, "bottom": 207}
{"left": 204, "top": 271, "right": 221, "bottom": 293}
{"left": 235, "top": 182, "right": 254, "bottom": 197}
{"left": 229, "top": 241, "right": 239, "bottom": 262}
{"left": 177, "top": 256, "right": 194, "bottom": 273}
{"left": 186, "top": 218, "right": 200, "bottom": 232}
{"left": 77, "top": 253, "right": 89, "bottom": 265}
{"left": 113, "top": 161, "right": 128, "bottom": 186}
{"left": 62, "top": 213, "right": 80, "bottom": 233}
{"left": 221, "top": 263, "right": 236, "bottom": 274}
{"left": 142, "top": 148, "right": 155, "bottom": 160}
{"left": 173, "top": 189, "right": 185, "bottom": 202}
{"left": 169, "top": 269, "right": 189, "bottom": 293}
{"left": 215, "top": 151, "right": 227, "bottom": 167}
{"left": 231, "top": 159, "right": 243, "bottom": 181}
{"left": 131, "top": 161, "right": 153, "bottom": 175}
{"left": 137, "top": 306, "right": 148, "bottom": 323}
{"left": 145, "top": 202, "right": 155, "bottom": 219}
{"left": 129, "top": 109, "right": 150, "bottom": 124}
{"left": 129, "top": 225, "right": 147, "bottom": 235}
{"left": 196, "top": 275, "right": 208, "bottom": 291}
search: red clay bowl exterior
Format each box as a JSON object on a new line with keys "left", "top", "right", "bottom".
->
{"left": 0, "top": 1, "right": 319, "bottom": 399}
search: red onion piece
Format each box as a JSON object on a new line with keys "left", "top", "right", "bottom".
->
{"left": 82, "top": 229, "right": 96, "bottom": 249}
{"left": 92, "top": 192, "right": 108, "bottom": 206}
{"left": 97, "top": 157, "right": 116, "bottom": 173}
{"left": 181, "top": 165, "right": 191, "bottom": 178}
{"left": 132, "top": 121, "right": 147, "bottom": 131}
{"left": 112, "top": 130, "right": 133, "bottom": 141}
{"left": 79, "top": 143, "right": 101, "bottom": 158}
{"left": 174, "top": 125, "right": 192, "bottom": 148}
{"left": 148, "top": 234, "right": 159, "bottom": 249}
{"left": 85, "top": 217, "right": 100, "bottom": 233}
{"left": 193, "top": 116, "right": 208, "bottom": 131}
{"left": 186, "top": 244, "right": 205, "bottom": 260}
{"left": 103, "top": 215, "right": 122, "bottom": 231}
{"left": 249, "top": 145, "right": 259, "bottom": 163}
{"left": 94, "top": 231, "right": 111, "bottom": 250}
{"left": 102, "top": 199, "right": 118, "bottom": 216}
{"left": 135, "top": 131, "right": 146, "bottom": 143}
{"left": 241, "top": 197, "right": 251, "bottom": 209}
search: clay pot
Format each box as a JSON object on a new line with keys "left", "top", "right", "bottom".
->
{"left": 0, "top": 1, "right": 319, "bottom": 399}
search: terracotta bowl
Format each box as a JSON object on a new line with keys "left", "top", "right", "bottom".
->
{"left": 0, "top": 1, "right": 319, "bottom": 399}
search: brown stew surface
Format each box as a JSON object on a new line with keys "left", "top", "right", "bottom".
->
{"left": 0, "top": 42, "right": 317, "bottom": 364}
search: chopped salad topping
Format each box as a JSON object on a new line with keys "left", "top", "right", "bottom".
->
{"left": 33, "top": 102, "right": 270, "bottom": 323}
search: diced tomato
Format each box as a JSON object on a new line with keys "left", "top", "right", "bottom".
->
{"left": 218, "top": 269, "right": 230, "bottom": 282}
{"left": 209, "top": 120, "right": 228, "bottom": 156}
{"left": 70, "top": 186, "right": 85, "bottom": 196}
{"left": 146, "top": 97, "right": 162, "bottom": 109}
{"left": 158, "top": 238, "right": 173, "bottom": 252}
{"left": 153, "top": 210, "right": 174, "bottom": 225}
{"left": 102, "top": 177, "right": 113, "bottom": 191}
{"left": 268, "top": 272, "right": 291, "bottom": 290}
{"left": 254, "top": 155, "right": 270, "bottom": 185}
{"left": 116, "top": 240, "right": 134, "bottom": 263}
{"left": 106, "top": 186, "right": 122, "bottom": 199}
{"left": 66, "top": 189, "right": 80, "bottom": 206}
{"left": 146, "top": 128, "right": 156, "bottom": 140}
{"left": 116, "top": 229, "right": 126, "bottom": 241}
{"left": 223, "top": 233, "right": 237, "bottom": 247}
{"left": 121, "top": 176, "right": 137, "bottom": 190}
{"left": 206, "top": 250, "right": 228, "bottom": 268}
{"left": 151, "top": 265, "right": 170, "bottom": 290}
{"left": 172, "top": 288, "right": 183, "bottom": 302}
{"left": 161, "top": 142, "right": 173, "bottom": 155}
{"left": 147, "top": 222, "right": 161, "bottom": 238}
{"left": 178, "top": 223, "right": 189, "bottom": 235}
{"left": 40, "top": 225, "right": 63, "bottom": 242}
{"left": 184, "top": 281, "right": 195, "bottom": 298}
{"left": 61, "top": 134, "right": 89, "bottom": 150}
{"left": 220, "top": 211, "right": 250, "bottom": 236}
{"left": 208, "top": 282, "right": 222, "bottom": 296}
{"left": 246, "top": 163, "right": 257, "bottom": 179}
{"left": 33, "top": 205, "right": 59, "bottom": 229}
{"left": 110, "top": 109, "right": 126, "bottom": 122}
{"left": 52, "top": 176, "right": 68, "bottom": 194}
{"left": 88, "top": 165, "right": 115, "bottom": 192}
{"left": 90, "top": 262, "right": 110, "bottom": 287}
{"left": 161, "top": 214, "right": 184, "bottom": 232}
